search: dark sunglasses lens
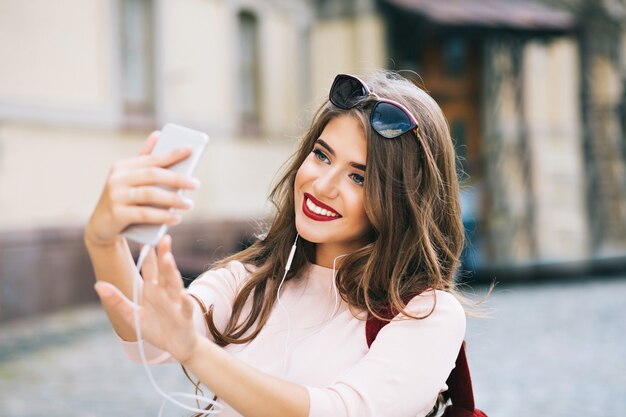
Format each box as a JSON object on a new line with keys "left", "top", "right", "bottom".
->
{"left": 371, "top": 102, "right": 415, "bottom": 139}
{"left": 330, "top": 76, "right": 367, "bottom": 109}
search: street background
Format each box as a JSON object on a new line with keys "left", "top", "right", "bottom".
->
{"left": 1, "top": 275, "right": 625, "bottom": 417}
{"left": 1, "top": 0, "right": 626, "bottom": 416}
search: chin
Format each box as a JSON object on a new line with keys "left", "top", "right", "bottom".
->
{"left": 295, "top": 218, "right": 322, "bottom": 243}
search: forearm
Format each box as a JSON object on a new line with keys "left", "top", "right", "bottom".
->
{"left": 85, "top": 234, "right": 141, "bottom": 341}
{"left": 183, "top": 337, "right": 309, "bottom": 417}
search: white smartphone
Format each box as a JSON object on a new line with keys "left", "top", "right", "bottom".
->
{"left": 122, "top": 123, "right": 209, "bottom": 246}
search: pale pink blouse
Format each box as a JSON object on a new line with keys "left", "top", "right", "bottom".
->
{"left": 120, "top": 261, "right": 466, "bottom": 417}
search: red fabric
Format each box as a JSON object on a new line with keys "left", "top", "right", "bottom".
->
{"left": 442, "top": 405, "right": 488, "bottom": 417}
{"left": 366, "top": 310, "right": 488, "bottom": 417}
{"left": 447, "top": 343, "right": 474, "bottom": 410}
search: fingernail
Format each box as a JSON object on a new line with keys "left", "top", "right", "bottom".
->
{"left": 181, "top": 197, "right": 194, "bottom": 208}
{"left": 171, "top": 214, "right": 182, "bottom": 225}
{"left": 94, "top": 282, "right": 109, "bottom": 296}
{"left": 186, "top": 177, "right": 201, "bottom": 188}
{"left": 178, "top": 145, "right": 193, "bottom": 155}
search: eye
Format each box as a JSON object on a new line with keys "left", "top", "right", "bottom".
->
{"left": 312, "top": 148, "right": 330, "bottom": 163}
{"left": 350, "top": 173, "right": 365, "bottom": 186}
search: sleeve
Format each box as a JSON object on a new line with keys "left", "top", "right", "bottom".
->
{"left": 118, "top": 260, "right": 252, "bottom": 364}
{"left": 305, "top": 290, "right": 466, "bottom": 417}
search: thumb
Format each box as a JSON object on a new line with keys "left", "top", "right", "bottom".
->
{"left": 94, "top": 281, "right": 139, "bottom": 320}
{"left": 138, "top": 131, "right": 160, "bottom": 156}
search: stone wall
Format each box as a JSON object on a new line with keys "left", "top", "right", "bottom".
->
{"left": 0, "top": 220, "right": 257, "bottom": 322}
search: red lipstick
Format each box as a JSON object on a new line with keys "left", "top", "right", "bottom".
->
{"left": 302, "top": 193, "right": 341, "bottom": 222}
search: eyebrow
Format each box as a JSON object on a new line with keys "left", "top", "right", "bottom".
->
{"left": 316, "top": 139, "right": 366, "bottom": 171}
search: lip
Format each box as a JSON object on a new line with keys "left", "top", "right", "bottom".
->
{"left": 302, "top": 192, "right": 341, "bottom": 222}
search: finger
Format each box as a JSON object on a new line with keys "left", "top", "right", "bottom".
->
{"left": 180, "top": 292, "right": 195, "bottom": 320}
{"left": 142, "top": 247, "right": 171, "bottom": 311}
{"left": 94, "top": 281, "right": 139, "bottom": 325}
{"left": 161, "top": 252, "right": 184, "bottom": 297}
{"left": 138, "top": 131, "right": 160, "bottom": 156}
{"left": 157, "top": 235, "right": 184, "bottom": 298}
{"left": 124, "top": 167, "right": 200, "bottom": 190}
{"left": 119, "top": 147, "right": 194, "bottom": 171}
{"left": 141, "top": 247, "right": 159, "bottom": 285}
{"left": 123, "top": 186, "right": 194, "bottom": 211}
{"left": 157, "top": 233, "right": 173, "bottom": 256}
{"left": 117, "top": 206, "right": 182, "bottom": 227}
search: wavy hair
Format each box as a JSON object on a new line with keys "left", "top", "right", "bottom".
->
{"left": 193, "top": 70, "right": 465, "bottom": 347}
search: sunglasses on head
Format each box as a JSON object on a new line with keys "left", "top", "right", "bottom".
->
{"left": 329, "top": 74, "right": 419, "bottom": 139}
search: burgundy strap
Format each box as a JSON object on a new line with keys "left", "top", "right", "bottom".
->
{"left": 366, "top": 312, "right": 487, "bottom": 417}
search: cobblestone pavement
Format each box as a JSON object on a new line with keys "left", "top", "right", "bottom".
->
{"left": 1, "top": 276, "right": 625, "bottom": 417}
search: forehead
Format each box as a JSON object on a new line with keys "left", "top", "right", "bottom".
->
{"left": 319, "top": 115, "right": 367, "bottom": 164}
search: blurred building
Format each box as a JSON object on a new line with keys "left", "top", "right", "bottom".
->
{"left": 313, "top": 0, "right": 626, "bottom": 272}
{"left": 1, "top": 0, "right": 625, "bottom": 320}
{"left": 0, "top": 0, "right": 316, "bottom": 320}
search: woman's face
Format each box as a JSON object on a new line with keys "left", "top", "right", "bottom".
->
{"left": 294, "top": 114, "right": 372, "bottom": 266}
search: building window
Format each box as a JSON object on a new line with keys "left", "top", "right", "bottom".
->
{"left": 238, "top": 10, "right": 261, "bottom": 135}
{"left": 443, "top": 37, "right": 466, "bottom": 78}
{"left": 120, "top": 0, "right": 154, "bottom": 121}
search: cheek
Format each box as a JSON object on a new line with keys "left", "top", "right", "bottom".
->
{"left": 294, "top": 166, "right": 306, "bottom": 192}
{"left": 294, "top": 160, "right": 313, "bottom": 204}
{"left": 295, "top": 157, "right": 316, "bottom": 188}
{"left": 346, "top": 191, "right": 370, "bottom": 227}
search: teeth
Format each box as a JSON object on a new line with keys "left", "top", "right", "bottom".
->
{"left": 306, "top": 198, "right": 338, "bottom": 217}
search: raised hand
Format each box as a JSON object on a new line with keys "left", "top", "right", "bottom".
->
{"left": 85, "top": 132, "right": 199, "bottom": 247}
{"left": 94, "top": 235, "right": 200, "bottom": 363}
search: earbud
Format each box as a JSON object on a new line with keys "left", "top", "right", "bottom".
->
{"left": 285, "top": 234, "right": 299, "bottom": 272}
{"left": 277, "top": 233, "right": 298, "bottom": 376}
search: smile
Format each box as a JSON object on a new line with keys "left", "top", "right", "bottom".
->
{"left": 302, "top": 193, "right": 341, "bottom": 221}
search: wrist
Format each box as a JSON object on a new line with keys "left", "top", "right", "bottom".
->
{"left": 84, "top": 230, "right": 124, "bottom": 250}
{"left": 181, "top": 336, "right": 214, "bottom": 369}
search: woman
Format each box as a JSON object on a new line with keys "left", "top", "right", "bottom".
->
{"left": 85, "top": 71, "right": 470, "bottom": 416}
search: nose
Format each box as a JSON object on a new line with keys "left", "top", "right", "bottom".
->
{"left": 313, "top": 167, "right": 340, "bottom": 200}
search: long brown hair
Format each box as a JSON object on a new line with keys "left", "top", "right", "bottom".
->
{"left": 198, "top": 70, "right": 465, "bottom": 346}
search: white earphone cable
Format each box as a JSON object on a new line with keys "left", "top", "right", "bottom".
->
{"left": 133, "top": 244, "right": 224, "bottom": 416}
{"left": 282, "top": 252, "right": 346, "bottom": 352}
{"left": 277, "top": 237, "right": 347, "bottom": 376}
{"left": 276, "top": 235, "right": 299, "bottom": 375}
